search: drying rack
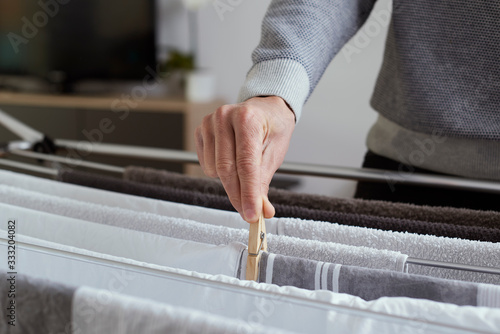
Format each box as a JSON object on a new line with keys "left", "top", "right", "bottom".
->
{"left": 1, "top": 107, "right": 500, "bottom": 277}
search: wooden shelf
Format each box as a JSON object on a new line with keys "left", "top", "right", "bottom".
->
{"left": 0, "top": 91, "right": 224, "bottom": 176}
{"left": 0, "top": 92, "right": 222, "bottom": 114}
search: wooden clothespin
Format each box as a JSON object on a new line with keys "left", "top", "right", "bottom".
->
{"left": 246, "top": 211, "right": 267, "bottom": 281}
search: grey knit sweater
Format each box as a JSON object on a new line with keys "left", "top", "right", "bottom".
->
{"left": 238, "top": 0, "right": 500, "bottom": 181}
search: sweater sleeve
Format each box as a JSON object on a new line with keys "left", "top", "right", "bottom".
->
{"left": 238, "top": 0, "right": 377, "bottom": 121}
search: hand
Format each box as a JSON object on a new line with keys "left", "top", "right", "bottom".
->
{"left": 195, "top": 96, "right": 295, "bottom": 223}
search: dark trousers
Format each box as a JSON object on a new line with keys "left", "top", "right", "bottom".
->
{"left": 354, "top": 151, "right": 500, "bottom": 211}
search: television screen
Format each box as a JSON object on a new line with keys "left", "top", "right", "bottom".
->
{"left": 0, "top": 0, "right": 156, "bottom": 89}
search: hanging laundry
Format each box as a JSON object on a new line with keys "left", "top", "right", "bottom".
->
{"left": 0, "top": 191, "right": 407, "bottom": 273}
{"left": 123, "top": 166, "right": 500, "bottom": 229}
{"left": 277, "top": 218, "right": 500, "bottom": 285}
{"left": 124, "top": 165, "right": 227, "bottom": 196}
{"left": 1, "top": 175, "right": 499, "bottom": 284}
{"left": 3, "top": 237, "right": 500, "bottom": 334}
{"left": 245, "top": 252, "right": 500, "bottom": 308}
{"left": 0, "top": 202, "right": 245, "bottom": 277}
{"left": 0, "top": 270, "right": 75, "bottom": 334}
{"left": 59, "top": 169, "right": 236, "bottom": 211}
{"left": 0, "top": 169, "right": 252, "bottom": 230}
{"left": 0, "top": 270, "right": 289, "bottom": 334}
{"left": 73, "top": 286, "right": 290, "bottom": 334}
{"left": 60, "top": 169, "right": 500, "bottom": 242}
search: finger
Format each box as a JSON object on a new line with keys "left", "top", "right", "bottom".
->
{"left": 194, "top": 126, "right": 206, "bottom": 171}
{"left": 263, "top": 195, "right": 275, "bottom": 219}
{"left": 260, "top": 164, "right": 275, "bottom": 219}
{"left": 201, "top": 115, "right": 217, "bottom": 178}
{"left": 214, "top": 108, "right": 243, "bottom": 215}
{"left": 260, "top": 138, "right": 283, "bottom": 219}
{"left": 234, "top": 110, "right": 264, "bottom": 223}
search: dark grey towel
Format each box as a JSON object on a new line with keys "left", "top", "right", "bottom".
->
{"left": 124, "top": 166, "right": 500, "bottom": 230}
{"left": 60, "top": 169, "right": 235, "bottom": 211}
{"left": 0, "top": 271, "right": 75, "bottom": 334}
{"left": 61, "top": 169, "right": 500, "bottom": 243}
{"left": 258, "top": 252, "right": 499, "bottom": 308}
{"left": 124, "top": 166, "right": 226, "bottom": 196}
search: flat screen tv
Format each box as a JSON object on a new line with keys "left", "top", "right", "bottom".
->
{"left": 0, "top": 0, "right": 156, "bottom": 92}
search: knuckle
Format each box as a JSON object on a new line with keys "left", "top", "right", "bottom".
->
{"left": 234, "top": 109, "right": 264, "bottom": 136}
{"left": 235, "top": 106, "right": 255, "bottom": 123}
{"left": 214, "top": 108, "right": 230, "bottom": 128}
{"left": 201, "top": 114, "right": 213, "bottom": 129}
{"left": 240, "top": 191, "right": 259, "bottom": 204}
{"left": 236, "top": 157, "right": 259, "bottom": 175}
{"left": 201, "top": 123, "right": 213, "bottom": 140}
{"left": 216, "top": 104, "right": 231, "bottom": 115}
{"left": 216, "top": 159, "right": 236, "bottom": 177}
{"left": 204, "top": 167, "right": 218, "bottom": 178}
{"left": 194, "top": 126, "right": 202, "bottom": 141}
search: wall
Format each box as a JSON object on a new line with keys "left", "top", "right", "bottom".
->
{"left": 158, "top": 0, "right": 392, "bottom": 197}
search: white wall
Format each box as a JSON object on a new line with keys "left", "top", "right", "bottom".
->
{"left": 158, "top": 0, "right": 391, "bottom": 198}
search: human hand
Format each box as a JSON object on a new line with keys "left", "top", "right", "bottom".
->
{"left": 195, "top": 96, "right": 295, "bottom": 223}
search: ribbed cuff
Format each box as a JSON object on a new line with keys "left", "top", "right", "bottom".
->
{"left": 237, "top": 59, "right": 310, "bottom": 122}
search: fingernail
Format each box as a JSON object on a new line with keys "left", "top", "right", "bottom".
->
{"left": 244, "top": 209, "right": 256, "bottom": 222}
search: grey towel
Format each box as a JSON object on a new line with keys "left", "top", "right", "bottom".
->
{"left": 121, "top": 168, "right": 500, "bottom": 242}
{"left": 123, "top": 166, "right": 500, "bottom": 230}
{"left": 256, "top": 253, "right": 500, "bottom": 309}
{"left": 278, "top": 219, "right": 500, "bottom": 285}
{"left": 268, "top": 187, "right": 500, "bottom": 230}
{"left": 124, "top": 165, "right": 227, "bottom": 195}
{"left": 0, "top": 270, "right": 75, "bottom": 334}
{"left": 59, "top": 169, "right": 236, "bottom": 212}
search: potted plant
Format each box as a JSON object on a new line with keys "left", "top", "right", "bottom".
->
{"left": 173, "top": 0, "right": 215, "bottom": 102}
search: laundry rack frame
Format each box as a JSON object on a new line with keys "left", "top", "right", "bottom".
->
{"left": 1, "top": 107, "right": 500, "bottom": 276}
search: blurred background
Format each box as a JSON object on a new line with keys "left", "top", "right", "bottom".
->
{"left": 0, "top": 0, "right": 391, "bottom": 198}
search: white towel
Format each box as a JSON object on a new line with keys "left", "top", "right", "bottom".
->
{"left": 73, "top": 286, "right": 291, "bottom": 334}
{"left": 0, "top": 169, "right": 257, "bottom": 230}
{"left": 0, "top": 202, "right": 245, "bottom": 277}
{"left": 0, "top": 185, "right": 407, "bottom": 272}
{"left": 2, "top": 233, "right": 499, "bottom": 334}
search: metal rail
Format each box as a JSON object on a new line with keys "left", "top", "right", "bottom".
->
{"left": 54, "top": 139, "right": 500, "bottom": 194}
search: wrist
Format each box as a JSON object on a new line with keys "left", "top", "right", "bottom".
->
{"left": 250, "top": 95, "right": 297, "bottom": 123}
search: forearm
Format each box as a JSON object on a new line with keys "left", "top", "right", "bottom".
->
{"left": 239, "top": 0, "right": 377, "bottom": 120}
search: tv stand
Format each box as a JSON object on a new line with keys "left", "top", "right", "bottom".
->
{"left": 0, "top": 91, "right": 222, "bottom": 176}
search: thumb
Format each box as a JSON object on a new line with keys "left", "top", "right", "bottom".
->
{"left": 262, "top": 195, "right": 275, "bottom": 219}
